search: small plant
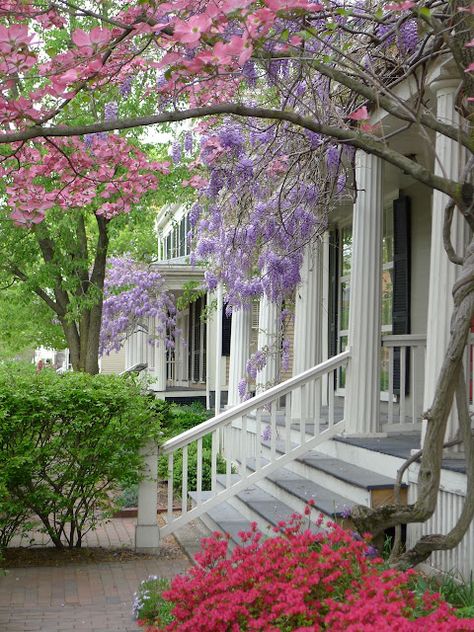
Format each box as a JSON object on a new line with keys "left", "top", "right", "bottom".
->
{"left": 133, "top": 576, "right": 173, "bottom": 627}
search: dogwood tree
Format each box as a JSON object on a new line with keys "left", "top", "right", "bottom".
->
{"left": 0, "top": 0, "right": 472, "bottom": 566}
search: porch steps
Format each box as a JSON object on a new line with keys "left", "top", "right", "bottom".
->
{"left": 188, "top": 446, "right": 406, "bottom": 550}
{"left": 258, "top": 443, "right": 407, "bottom": 506}
{"left": 188, "top": 490, "right": 253, "bottom": 545}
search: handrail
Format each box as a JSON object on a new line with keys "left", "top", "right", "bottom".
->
{"left": 160, "top": 349, "right": 351, "bottom": 454}
{"left": 382, "top": 334, "right": 426, "bottom": 347}
{"left": 119, "top": 362, "right": 148, "bottom": 375}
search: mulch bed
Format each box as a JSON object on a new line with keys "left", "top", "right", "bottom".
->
{"left": 2, "top": 546, "right": 161, "bottom": 568}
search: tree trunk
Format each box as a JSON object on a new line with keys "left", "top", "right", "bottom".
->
{"left": 58, "top": 215, "right": 109, "bottom": 375}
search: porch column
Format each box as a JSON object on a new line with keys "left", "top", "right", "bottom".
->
{"left": 345, "top": 152, "right": 383, "bottom": 435}
{"left": 291, "top": 244, "right": 323, "bottom": 421}
{"left": 256, "top": 297, "right": 280, "bottom": 393}
{"left": 423, "top": 79, "right": 467, "bottom": 444}
{"left": 152, "top": 337, "right": 167, "bottom": 392}
{"left": 227, "top": 307, "right": 251, "bottom": 407}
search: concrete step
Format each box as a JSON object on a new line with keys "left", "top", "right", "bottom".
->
{"left": 245, "top": 458, "right": 355, "bottom": 520}
{"left": 189, "top": 490, "right": 253, "bottom": 547}
{"left": 215, "top": 476, "right": 324, "bottom": 538}
{"left": 258, "top": 441, "right": 406, "bottom": 506}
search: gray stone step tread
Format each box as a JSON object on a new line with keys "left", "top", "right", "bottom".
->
{"left": 216, "top": 475, "right": 325, "bottom": 528}
{"left": 261, "top": 439, "right": 404, "bottom": 490}
{"left": 189, "top": 491, "right": 253, "bottom": 544}
{"left": 245, "top": 460, "right": 354, "bottom": 518}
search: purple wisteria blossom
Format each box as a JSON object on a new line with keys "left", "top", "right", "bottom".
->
{"left": 261, "top": 424, "right": 272, "bottom": 442}
{"left": 100, "top": 257, "right": 176, "bottom": 356}
{"left": 104, "top": 101, "right": 118, "bottom": 121}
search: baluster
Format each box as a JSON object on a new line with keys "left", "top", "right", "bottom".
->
{"left": 181, "top": 445, "right": 188, "bottom": 514}
{"left": 241, "top": 415, "right": 248, "bottom": 477}
{"left": 300, "top": 383, "right": 307, "bottom": 446}
{"left": 225, "top": 423, "right": 232, "bottom": 488}
{"left": 388, "top": 346, "right": 394, "bottom": 424}
{"left": 270, "top": 400, "right": 277, "bottom": 462}
{"left": 328, "top": 371, "right": 335, "bottom": 428}
{"left": 285, "top": 392, "right": 292, "bottom": 453}
{"left": 167, "top": 452, "right": 174, "bottom": 522}
{"left": 314, "top": 377, "right": 321, "bottom": 436}
{"left": 400, "top": 347, "right": 406, "bottom": 424}
{"left": 211, "top": 430, "right": 218, "bottom": 493}
{"left": 196, "top": 437, "right": 203, "bottom": 502}
{"left": 256, "top": 408, "right": 263, "bottom": 470}
{"left": 411, "top": 346, "right": 417, "bottom": 424}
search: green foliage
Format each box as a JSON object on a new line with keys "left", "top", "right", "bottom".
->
{"left": 0, "top": 283, "right": 65, "bottom": 360}
{"left": 133, "top": 576, "right": 174, "bottom": 626}
{"left": 412, "top": 571, "right": 474, "bottom": 619}
{"left": 0, "top": 365, "right": 163, "bottom": 548}
{"left": 157, "top": 403, "right": 226, "bottom": 495}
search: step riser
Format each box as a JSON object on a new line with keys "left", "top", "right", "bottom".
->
{"left": 257, "top": 445, "right": 371, "bottom": 506}
{"left": 316, "top": 439, "right": 406, "bottom": 478}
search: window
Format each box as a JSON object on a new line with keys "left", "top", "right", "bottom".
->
{"left": 337, "top": 225, "right": 352, "bottom": 389}
{"left": 381, "top": 204, "right": 394, "bottom": 391}
{"left": 336, "top": 205, "right": 394, "bottom": 392}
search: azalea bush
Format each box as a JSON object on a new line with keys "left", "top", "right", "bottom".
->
{"left": 0, "top": 365, "right": 163, "bottom": 548}
{"left": 134, "top": 511, "right": 474, "bottom": 631}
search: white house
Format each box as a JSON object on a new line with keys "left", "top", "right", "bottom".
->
{"left": 129, "top": 63, "right": 472, "bottom": 577}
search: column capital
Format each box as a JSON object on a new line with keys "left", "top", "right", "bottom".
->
{"left": 430, "top": 78, "right": 462, "bottom": 97}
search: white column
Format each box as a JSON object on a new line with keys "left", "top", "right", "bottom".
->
{"left": 227, "top": 307, "right": 251, "bottom": 406}
{"left": 291, "top": 244, "right": 323, "bottom": 420}
{"left": 345, "top": 152, "right": 383, "bottom": 435}
{"left": 321, "top": 232, "right": 330, "bottom": 406}
{"left": 214, "top": 285, "right": 223, "bottom": 414}
{"left": 256, "top": 297, "right": 280, "bottom": 392}
{"left": 152, "top": 338, "right": 167, "bottom": 392}
{"left": 135, "top": 441, "right": 160, "bottom": 552}
{"left": 423, "top": 79, "right": 467, "bottom": 444}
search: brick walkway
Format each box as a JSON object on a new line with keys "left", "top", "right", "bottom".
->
{"left": 0, "top": 519, "right": 191, "bottom": 632}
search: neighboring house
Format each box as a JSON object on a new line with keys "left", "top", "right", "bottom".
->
{"left": 34, "top": 346, "right": 70, "bottom": 372}
{"left": 128, "top": 67, "right": 472, "bottom": 577}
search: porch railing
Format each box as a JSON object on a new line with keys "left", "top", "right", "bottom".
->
{"left": 381, "top": 334, "right": 427, "bottom": 426}
{"left": 158, "top": 350, "right": 351, "bottom": 538}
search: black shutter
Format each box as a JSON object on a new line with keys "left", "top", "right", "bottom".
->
{"left": 328, "top": 230, "right": 339, "bottom": 358}
{"left": 193, "top": 298, "right": 202, "bottom": 382}
{"left": 392, "top": 194, "right": 411, "bottom": 395}
{"left": 221, "top": 305, "right": 232, "bottom": 356}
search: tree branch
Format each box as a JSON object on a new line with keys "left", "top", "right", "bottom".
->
{"left": 0, "top": 104, "right": 461, "bottom": 202}
{"left": 443, "top": 200, "right": 464, "bottom": 265}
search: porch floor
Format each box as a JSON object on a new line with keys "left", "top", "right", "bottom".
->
{"left": 261, "top": 398, "right": 465, "bottom": 475}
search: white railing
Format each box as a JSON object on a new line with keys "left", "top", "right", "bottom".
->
{"left": 381, "top": 334, "right": 426, "bottom": 426}
{"left": 158, "top": 350, "right": 351, "bottom": 538}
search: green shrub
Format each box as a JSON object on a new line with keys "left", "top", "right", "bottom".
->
{"left": 157, "top": 403, "right": 226, "bottom": 495}
{"left": 0, "top": 366, "right": 163, "bottom": 548}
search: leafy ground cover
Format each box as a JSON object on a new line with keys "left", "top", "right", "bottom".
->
{"left": 133, "top": 508, "right": 474, "bottom": 631}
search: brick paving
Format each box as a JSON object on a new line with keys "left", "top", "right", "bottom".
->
{"left": 9, "top": 517, "right": 139, "bottom": 549}
{"left": 0, "top": 519, "right": 191, "bottom": 632}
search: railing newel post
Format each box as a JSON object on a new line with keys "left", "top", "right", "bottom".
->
{"left": 135, "top": 439, "right": 160, "bottom": 553}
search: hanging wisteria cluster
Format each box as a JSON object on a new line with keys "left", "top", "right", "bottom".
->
{"left": 100, "top": 257, "right": 176, "bottom": 356}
